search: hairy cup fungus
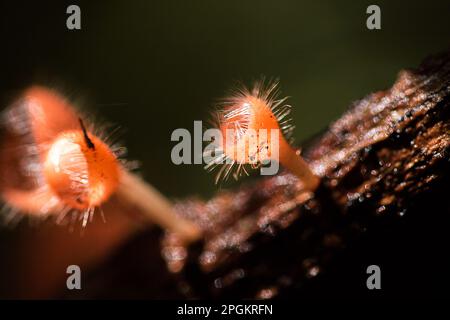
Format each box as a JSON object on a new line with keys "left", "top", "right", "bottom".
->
{"left": 0, "top": 86, "right": 200, "bottom": 242}
{"left": 205, "top": 80, "right": 320, "bottom": 191}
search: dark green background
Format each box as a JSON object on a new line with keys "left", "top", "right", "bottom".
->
{"left": 1, "top": 0, "right": 449, "bottom": 198}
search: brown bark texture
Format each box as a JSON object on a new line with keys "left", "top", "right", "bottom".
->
{"left": 158, "top": 51, "right": 450, "bottom": 299}
{"left": 69, "top": 51, "right": 450, "bottom": 299}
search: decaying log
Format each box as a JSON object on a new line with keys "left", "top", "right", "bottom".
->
{"left": 71, "top": 51, "right": 450, "bottom": 299}
{"left": 158, "top": 51, "right": 450, "bottom": 299}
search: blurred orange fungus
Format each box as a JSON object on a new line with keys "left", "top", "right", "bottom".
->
{"left": 0, "top": 86, "right": 122, "bottom": 226}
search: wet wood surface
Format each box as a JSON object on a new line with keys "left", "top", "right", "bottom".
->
{"left": 73, "top": 51, "right": 450, "bottom": 299}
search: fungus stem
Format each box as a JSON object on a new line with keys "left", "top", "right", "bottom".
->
{"left": 279, "top": 139, "right": 320, "bottom": 190}
{"left": 116, "top": 170, "right": 201, "bottom": 243}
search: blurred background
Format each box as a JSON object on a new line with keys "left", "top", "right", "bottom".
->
{"left": 1, "top": 0, "right": 449, "bottom": 198}
{"left": 0, "top": 0, "right": 449, "bottom": 299}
